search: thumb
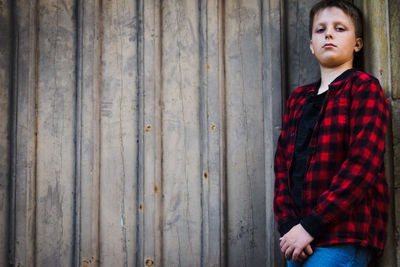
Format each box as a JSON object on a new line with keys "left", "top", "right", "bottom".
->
{"left": 305, "top": 245, "right": 314, "bottom": 256}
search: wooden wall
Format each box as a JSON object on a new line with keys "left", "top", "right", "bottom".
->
{"left": 0, "top": 0, "right": 398, "bottom": 266}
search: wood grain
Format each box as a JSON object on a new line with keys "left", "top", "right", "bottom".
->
{"left": 2, "top": 1, "right": 398, "bottom": 266}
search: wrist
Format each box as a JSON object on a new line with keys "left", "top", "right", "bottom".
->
{"left": 301, "top": 213, "right": 323, "bottom": 239}
{"left": 280, "top": 218, "right": 301, "bottom": 236}
{"left": 298, "top": 223, "right": 314, "bottom": 243}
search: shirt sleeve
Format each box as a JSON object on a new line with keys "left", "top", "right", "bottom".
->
{"left": 273, "top": 94, "right": 300, "bottom": 236}
{"left": 301, "top": 78, "right": 389, "bottom": 238}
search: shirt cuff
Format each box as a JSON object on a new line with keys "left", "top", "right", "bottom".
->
{"left": 300, "top": 213, "right": 324, "bottom": 239}
{"left": 279, "top": 218, "right": 301, "bottom": 237}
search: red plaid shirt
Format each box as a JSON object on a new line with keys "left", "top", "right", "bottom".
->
{"left": 273, "top": 69, "right": 389, "bottom": 255}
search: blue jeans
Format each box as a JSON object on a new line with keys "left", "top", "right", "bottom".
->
{"left": 287, "top": 245, "right": 373, "bottom": 267}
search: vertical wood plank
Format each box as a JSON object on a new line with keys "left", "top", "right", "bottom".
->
{"left": 199, "top": 0, "right": 225, "bottom": 265}
{"left": 161, "top": 0, "right": 202, "bottom": 265}
{"left": 262, "top": 0, "right": 286, "bottom": 265}
{"left": 141, "top": 0, "right": 163, "bottom": 266}
{"left": 35, "top": 0, "right": 76, "bottom": 265}
{"left": 13, "top": 1, "right": 39, "bottom": 265}
{"left": 389, "top": 0, "right": 399, "bottom": 100}
{"left": 388, "top": 1, "right": 400, "bottom": 266}
{"left": 137, "top": 0, "right": 145, "bottom": 264}
{"left": 392, "top": 101, "right": 400, "bottom": 267}
{"left": 99, "top": 0, "right": 138, "bottom": 266}
{"left": 381, "top": 109, "right": 397, "bottom": 267}
{"left": 362, "top": 0, "right": 390, "bottom": 95}
{"left": 224, "top": 0, "right": 265, "bottom": 265}
{"left": 77, "top": 0, "right": 102, "bottom": 265}
{"left": 286, "top": 0, "right": 320, "bottom": 93}
{"left": 0, "top": 0, "right": 11, "bottom": 265}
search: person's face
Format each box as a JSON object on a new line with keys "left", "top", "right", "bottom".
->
{"left": 310, "top": 7, "right": 363, "bottom": 69}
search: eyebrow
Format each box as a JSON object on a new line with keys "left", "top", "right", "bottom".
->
{"left": 315, "top": 20, "right": 349, "bottom": 26}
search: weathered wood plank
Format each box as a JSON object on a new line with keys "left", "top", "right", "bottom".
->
{"left": 392, "top": 100, "right": 400, "bottom": 267}
{"left": 13, "top": 1, "right": 39, "bottom": 265}
{"left": 286, "top": 0, "right": 320, "bottom": 93}
{"left": 389, "top": 0, "right": 399, "bottom": 99}
{"left": 161, "top": 0, "right": 202, "bottom": 265}
{"left": 199, "top": 0, "right": 224, "bottom": 265}
{"left": 390, "top": 5, "right": 400, "bottom": 263}
{"left": 77, "top": 0, "right": 102, "bottom": 266}
{"left": 0, "top": 1, "right": 11, "bottom": 266}
{"left": 381, "top": 106, "right": 397, "bottom": 267}
{"left": 35, "top": 0, "right": 76, "bottom": 265}
{"left": 262, "top": 0, "right": 286, "bottom": 265}
{"left": 224, "top": 0, "right": 266, "bottom": 265}
{"left": 141, "top": 0, "right": 163, "bottom": 266}
{"left": 99, "top": 0, "right": 138, "bottom": 266}
{"left": 362, "top": 0, "right": 390, "bottom": 96}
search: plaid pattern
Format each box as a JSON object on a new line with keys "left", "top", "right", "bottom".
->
{"left": 273, "top": 69, "right": 389, "bottom": 255}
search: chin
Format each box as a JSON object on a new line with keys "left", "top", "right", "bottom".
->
{"left": 322, "top": 62, "right": 343, "bottom": 68}
{"left": 317, "top": 55, "right": 354, "bottom": 68}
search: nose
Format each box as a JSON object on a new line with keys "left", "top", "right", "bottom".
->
{"left": 325, "top": 26, "right": 334, "bottom": 39}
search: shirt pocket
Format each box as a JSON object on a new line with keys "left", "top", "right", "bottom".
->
{"left": 334, "top": 96, "right": 350, "bottom": 125}
{"left": 325, "top": 96, "right": 350, "bottom": 127}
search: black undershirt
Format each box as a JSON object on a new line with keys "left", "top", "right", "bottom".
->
{"left": 290, "top": 90, "right": 327, "bottom": 209}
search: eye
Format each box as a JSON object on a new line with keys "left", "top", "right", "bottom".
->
{"left": 316, "top": 28, "right": 325, "bottom": 33}
{"left": 336, "top": 26, "right": 345, "bottom": 31}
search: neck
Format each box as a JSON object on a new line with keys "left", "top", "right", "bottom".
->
{"left": 318, "top": 62, "right": 353, "bottom": 94}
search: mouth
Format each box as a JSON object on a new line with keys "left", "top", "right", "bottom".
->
{"left": 323, "top": 43, "right": 336, "bottom": 48}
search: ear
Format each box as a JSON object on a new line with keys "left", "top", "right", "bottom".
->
{"left": 310, "top": 40, "right": 314, "bottom": 54}
{"left": 354, "top": 37, "right": 363, "bottom": 52}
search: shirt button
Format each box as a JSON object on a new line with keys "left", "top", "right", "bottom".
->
{"left": 291, "top": 132, "right": 295, "bottom": 137}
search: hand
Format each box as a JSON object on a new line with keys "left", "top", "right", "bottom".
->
{"left": 297, "top": 245, "right": 314, "bottom": 262}
{"left": 280, "top": 224, "right": 314, "bottom": 262}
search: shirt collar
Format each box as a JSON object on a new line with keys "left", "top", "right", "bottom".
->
{"left": 309, "top": 68, "right": 357, "bottom": 95}
{"left": 330, "top": 68, "right": 357, "bottom": 85}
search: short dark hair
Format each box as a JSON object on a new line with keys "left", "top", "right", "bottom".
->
{"left": 309, "top": 0, "right": 363, "bottom": 39}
